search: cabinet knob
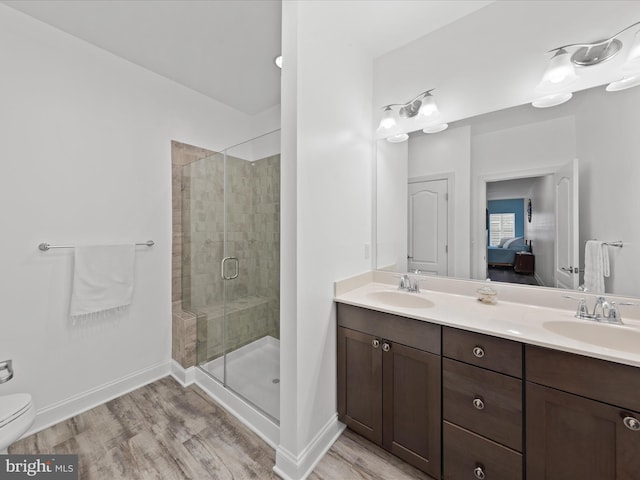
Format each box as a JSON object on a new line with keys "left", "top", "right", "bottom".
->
{"left": 473, "top": 397, "right": 485, "bottom": 410}
{"left": 372, "top": 339, "right": 380, "bottom": 349}
{"left": 623, "top": 415, "right": 640, "bottom": 431}
{"left": 382, "top": 343, "right": 391, "bottom": 352}
{"left": 473, "top": 464, "right": 486, "bottom": 479}
{"left": 473, "top": 346, "right": 485, "bottom": 358}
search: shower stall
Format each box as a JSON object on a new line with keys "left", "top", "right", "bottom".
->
{"left": 181, "top": 130, "right": 280, "bottom": 422}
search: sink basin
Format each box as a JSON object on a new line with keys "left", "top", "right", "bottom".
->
{"left": 366, "top": 290, "right": 434, "bottom": 309}
{"left": 543, "top": 320, "right": 640, "bottom": 354}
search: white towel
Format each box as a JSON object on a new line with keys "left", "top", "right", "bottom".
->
{"left": 583, "top": 240, "right": 610, "bottom": 293}
{"left": 70, "top": 244, "right": 135, "bottom": 321}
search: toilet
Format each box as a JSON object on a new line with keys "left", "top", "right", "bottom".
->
{"left": 0, "top": 394, "right": 35, "bottom": 453}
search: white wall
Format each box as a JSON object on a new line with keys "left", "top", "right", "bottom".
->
{"left": 278, "top": 1, "right": 373, "bottom": 478}
{"left": 0, "top": 4, "right": 261, "bottom": 430}
{"left": 408, "top": 126, "right": 471, "bottom": 278}
{"left": 376, "top": 140, "right": 408, "bottom": 271}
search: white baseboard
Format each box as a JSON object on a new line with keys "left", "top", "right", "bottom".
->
{"left": 26, "top": 361, "right": 171, "bottom": 436}
{"left": 273, "top": 414, "right": 345, "bottom": 480}
{"left": 170, "top": 360, "right": 196, "bottom": 386}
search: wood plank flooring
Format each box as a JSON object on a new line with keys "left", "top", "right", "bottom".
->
{"left": 11, "top": 377, "right": 433, "bottom": 479}
{"left": 488, "top": 265, "right": 540, "bottom": 286}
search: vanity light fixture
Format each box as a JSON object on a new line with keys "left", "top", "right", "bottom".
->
{"left": 387, "top": 133, "right": 410, "bottom": 143}
{"left": 606, "top": 75, "right": 640, "bottom": 91}
{"left": 532, "top": 20, "right": 640, "bottom": 107}
{"left": 422, "top": 123, "right": 448, "bottom": 134}
{"left": 376, "top": 89, "right": 446, "bottom": 142}
{"left": 531, "top": 92, "right": 573, "bottom": 108}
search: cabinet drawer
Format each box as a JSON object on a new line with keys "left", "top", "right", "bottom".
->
{"left": 443, "top": 327, "right": 522, "bottom": 377}
{"left": 526, "top": 345, "right": 640, "bottom": 412}
{"left": 337, "top": 303, "right": 440, "bottom": 354}
{"left": 443, "top": 421, "right": 522, "bottom": 480}
{"left": 443, "top": 358, "right": 522, "bottom": 451}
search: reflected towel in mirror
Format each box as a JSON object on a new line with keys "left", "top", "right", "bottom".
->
{"left": 584, "top": 240, "right": 609, "bottom": 293}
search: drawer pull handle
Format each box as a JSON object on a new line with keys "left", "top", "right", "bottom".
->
{"left": 382, "top": 343, "right": 391, "bottom": 352}
{"left": 473, "top": 346, "right": 485, "bottom": 358}
{"left": 473, "top": 397, "right": 485, "bottom": 410}
{"left": 623, "top": 416, "right": 640, "bottom": 431}
{"left": 372, "top": 339, "right": 380, "bottom": 349}
{"left": 474, "top": 465, "right": 486, "bottom": 479}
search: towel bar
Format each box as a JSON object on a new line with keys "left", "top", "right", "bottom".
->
{"left": 584, "top": 240, "right": 623, "bottom": 248}
{"left": 603, "top": 241, "right": 623, "bottom": 247}
{"left": 38, "top": 240, "right": 154, "bottom": 251}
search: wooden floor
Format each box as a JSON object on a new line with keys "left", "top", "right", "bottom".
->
{"left": 488, "top": 265, "right": 540, "bottom": 286}
{"left": 11, "top": 377, "right": 432, "bottom": 480}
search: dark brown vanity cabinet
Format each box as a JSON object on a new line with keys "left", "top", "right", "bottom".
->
{"left": 442, "top": 327, "right": 523, "bottom": 480}
{"left": 337, "top": 304, "right": 442, "bottom": 478}
{"left": 526, "top": 346, "right": 640, "bottom": 480}
{"left": 337, "top": 301, "right": 640, "bottom": 480}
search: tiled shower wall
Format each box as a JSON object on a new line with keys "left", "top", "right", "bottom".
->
{"left": 182, "top": 151, "right": 280, "bottom": 364}
{"left": 171, "top": 141, "right": 215, "bottom": 368}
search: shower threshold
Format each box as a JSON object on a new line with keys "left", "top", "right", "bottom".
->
{"left": 200, "top": 336, "right": 280, "bottom": 422}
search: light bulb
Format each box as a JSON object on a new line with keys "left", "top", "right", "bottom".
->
{"left": 377, "top": 106, "right": 397, "bottom": 133}
{"left": 536, "top": 48, "right": 578, "bottom": 93}
{"left": 418, "top": 94, "right": 439, "bottom": 117}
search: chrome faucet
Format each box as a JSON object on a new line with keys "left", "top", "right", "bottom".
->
{"left": 564, "top": 295, "right": 635, "bottom": 325}
{"left": 398, "top": 274, "right": 420, "bottom": 293}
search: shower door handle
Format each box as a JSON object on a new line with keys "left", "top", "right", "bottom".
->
{"left": 221, "top": 256, "right": 239, "bottom": 280}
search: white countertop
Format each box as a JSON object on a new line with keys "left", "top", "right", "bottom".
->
{"left": 335, "top": 278, "right": 640, "bottom": 368}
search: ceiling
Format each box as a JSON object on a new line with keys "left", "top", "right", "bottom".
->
{"left": 3, "top": 0, "right": 283, "bottom": 115}
{"left": 2, "top": 0, "right": 491, "bottom": 116}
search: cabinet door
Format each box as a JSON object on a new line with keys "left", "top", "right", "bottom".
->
{"left": 383, "top": 341, "right": 441, "bottom": 478}
{"left": 337, "top": 327, "right": 383, "bottom": 444}
{"left": 527, "top": 382, "right": 640, "bottom": 480}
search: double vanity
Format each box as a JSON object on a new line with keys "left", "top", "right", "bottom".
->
{"left": 335, "top": 272, "right": 640, "bottom": 480}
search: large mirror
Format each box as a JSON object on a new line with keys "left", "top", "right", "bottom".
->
{"left": 374, "top": 1, "right": 640, "bottom": 298}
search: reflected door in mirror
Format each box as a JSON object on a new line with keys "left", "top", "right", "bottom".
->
{"left": 554, "top": 159, "right": 579, "bottom": 290}
{"left": 408, "top": 179, "right": 448, "bottom": 275}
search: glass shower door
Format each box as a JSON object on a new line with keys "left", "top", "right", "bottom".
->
{"left": 184, "top": 130, "right": 281, "bottom": 421}
{"left": 222, "top": 136, "right": 280, "bottom": 420}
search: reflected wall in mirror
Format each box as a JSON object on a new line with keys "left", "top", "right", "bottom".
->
{"left": 376, "top": 84, "right": 640, "bottom": 298}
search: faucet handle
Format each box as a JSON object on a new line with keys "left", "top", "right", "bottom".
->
{"left": 563, "top": 295, "right": 589, "bottom": 318}
{"left": 607, "top": 302, "right": 622, "bottom": 324}
{"left": 576, "top": 298, "right": 589, "bottom": 318}
{"left": 607, "top": 301, "right": 639, "bottom": 324}
{"left": 394, "top": 274, "right": 410, "bottom": 290}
